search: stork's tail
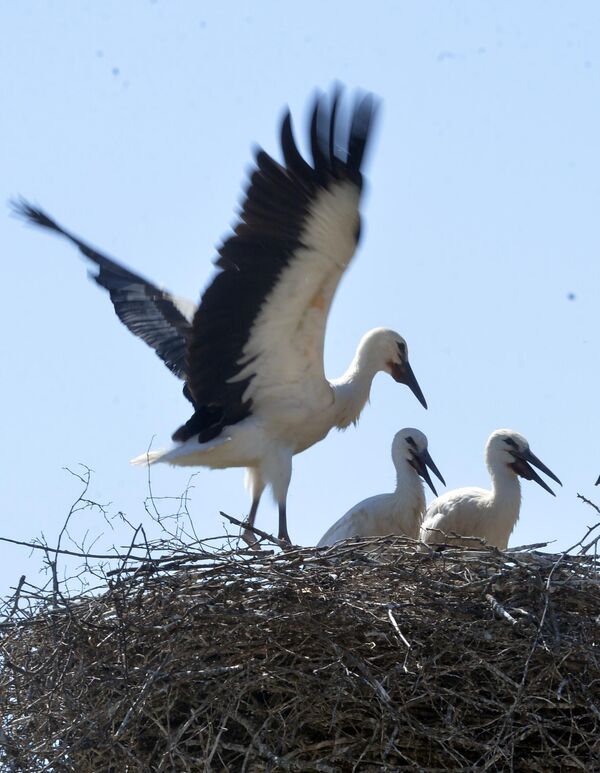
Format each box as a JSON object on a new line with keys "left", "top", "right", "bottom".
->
{"left": 130, "top": 449, "right": 167, "bottom": 466}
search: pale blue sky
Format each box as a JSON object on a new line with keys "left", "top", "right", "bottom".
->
{"left": 2, "top": 2, "right": 599, "bottom": 596}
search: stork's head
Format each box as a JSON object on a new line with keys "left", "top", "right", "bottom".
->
{"left": 361, "top": 328, "right": 427, "bottom": 408}
{"left": 486, "top": 429, "right": 562, "bottom": 495}
{"left": 392, "top": 428, "right": 446, "bottom": 495}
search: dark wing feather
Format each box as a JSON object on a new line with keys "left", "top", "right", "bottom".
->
{"left": 11, "top": 199, "right": 193, "bottom": 381}
{"left": 174, "top": 88, "right": 378, "bottom": 443}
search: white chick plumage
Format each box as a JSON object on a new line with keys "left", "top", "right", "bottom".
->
{"left": 317, "top": 428, "right": 444, "bottom": 547}
{"left": 420, "top": 429, "right": 561, "bottom": 550}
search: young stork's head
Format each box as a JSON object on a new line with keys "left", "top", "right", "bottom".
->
{"left": 391, "top": 428, "right": 446, "bottom": 495}
{"left": 485, "top": 429, "right": 562, "bottom": 495}
{"left": 360, "top": 328, "right": 427, "bottom": 408}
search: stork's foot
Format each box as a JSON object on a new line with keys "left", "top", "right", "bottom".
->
{"left": 240, "top": 497, "right": 262, "bottom": 550}
{"left": 241, "top": 525, "right": 261, "bottom": 550}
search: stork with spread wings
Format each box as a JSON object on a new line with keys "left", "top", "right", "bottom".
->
{"left": 14, "top": 88, "right": 427, "bottom": 544}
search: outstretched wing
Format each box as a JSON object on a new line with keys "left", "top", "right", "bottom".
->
{"left": 12, "top": 199, "right": 194, "bottom": 380}
{"left": 175, "top": 88, "right": 378, "bottom": 443}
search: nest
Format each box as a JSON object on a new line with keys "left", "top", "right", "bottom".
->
{"left": 1, "top": 532, "right": 599, "bottom": 772}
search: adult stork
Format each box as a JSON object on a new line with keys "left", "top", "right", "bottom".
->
{"left": 14, "top": 88, "right": 427, "bottom": 544}
{"left": 316, "top": 428, "right": 444, "bottom": 547}
{"left": 420, "top": 429, "right": 561, "bottom": 550}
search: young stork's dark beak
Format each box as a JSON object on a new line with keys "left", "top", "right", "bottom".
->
{"left": 391, "top": 360, "right": 427, "bottom": 409}
{"left": 409, "top": 447, "right": 446, "bottom": 496}
{"left": 509, "top": 448, "right": 562, "bottom": 496}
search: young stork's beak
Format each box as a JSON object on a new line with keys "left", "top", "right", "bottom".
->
{"left": 409, "top": 447, "right": 446, "bottom": 496}
{"left": 509, "top": 448, "right": 562, "bottom": 496}
{"left": 391, "top": 360, "right": 427, "bottom": 409}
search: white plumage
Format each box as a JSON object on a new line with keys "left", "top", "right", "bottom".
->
{"left": 317, "top": 428, "right": 444, "bottom": 547}
{"left": 420, "top": 429, "right": 561, "bottom": 550}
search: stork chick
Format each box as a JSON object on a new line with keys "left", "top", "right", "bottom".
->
{"left": 317, "top": 429, "right": 444, "bottom": 546}
{"left": 420, "top": 429, "right": 561, "bottom": 550}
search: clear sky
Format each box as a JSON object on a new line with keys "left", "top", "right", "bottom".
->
{"left": 2, "top": 1, "right": 599, "bottom": 597}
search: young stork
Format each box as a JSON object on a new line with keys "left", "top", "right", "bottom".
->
{"left": 316, "top": 428, "right": 445, "bottom": 547}
{"left": 420, "top": 429, "right": 561, "bottom": 550}
{"left": 14, "top": 88, "right": 428, "bottom": 544}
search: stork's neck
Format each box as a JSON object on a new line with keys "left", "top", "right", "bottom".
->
{"left": 489, "top": 464, "right": 522, "bottom": 515}
{"left": 394, "top": 462, "right": 426, "bottom": 511}
{"left": 330, "top": 341, "right": 383, "bottom": 429}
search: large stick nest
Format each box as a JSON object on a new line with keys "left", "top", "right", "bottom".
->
{"left": 1, "top": 535, "right": 599, "bottom": 771}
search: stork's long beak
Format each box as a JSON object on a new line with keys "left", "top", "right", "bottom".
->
{"left": 410, "top": 447, "right": 446, "bottom": 496}
{"left": 509, "top": 448, "right": 562, "bottom": 496}
{"left": 596, "top": 474, "right": 600, "bottom": 486}
{"left": 391, "top": 361, "right": 427, "bottom": 409}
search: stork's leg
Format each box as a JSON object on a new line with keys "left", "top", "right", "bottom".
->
{"left": 241, "top": 468, "right": 265, "bottom": 546}
{"left": 263, "top": 449, "right": 294, "bottom": 545}
{"left": 278, "top": 503, "right": 291, "bottom": 544}
{"left": 241, "top": 496, "right": 262, "bottom": 547}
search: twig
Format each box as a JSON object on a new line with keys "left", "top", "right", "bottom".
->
{"left": 8, "top": 576, "right": 26, "bottom": 617}
{"left": 114, "top": 656, "right": 171, "bottom": 739}
{"left": 219, "top": 512, "right": 291, "bottom": 550}
{"left": 486, "top": 593, "right": 518, "bottom": 626}
{"left": 576, "top": 493, "right": 600, "bottom": 516}
{"left": 0, "top": 536, "right": 144, "bottom": 562}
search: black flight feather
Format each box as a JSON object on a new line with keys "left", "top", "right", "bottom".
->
{"left": 11, "top": 198, "right": 192, "bottom": 382}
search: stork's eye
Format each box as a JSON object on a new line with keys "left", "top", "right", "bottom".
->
{"left": 396, "top": 341, "right": 407, "bottom": 359}
{"left": 406, "top": 436, "right": 416, "bottom": 448}
{"left": 504, "top": 437, "right": 517, "bottom": 448}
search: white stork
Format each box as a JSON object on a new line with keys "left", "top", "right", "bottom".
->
{"left": 316, "top": 428, "right": 444, "bottom": 547}
{"left": 14, "top": 88, "right": 428, "bottom": 545}
{"left": 420, "top": 429, "right": 561, "bottom": 550}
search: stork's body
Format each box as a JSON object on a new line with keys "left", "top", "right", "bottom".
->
{"left": 317, "top": 428, "right": 444, "bottom": 546}
{"left": 16, "top": 89, "right": 428, "bottom": 544}
{"left": 420, "top": 482, "right": 521, "bottom": 551}
{"left": 146, "top": 325, "right": 423, "bottom": 543}
{"left": 420, "top": 429, "right": 561, "bottom": 550}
